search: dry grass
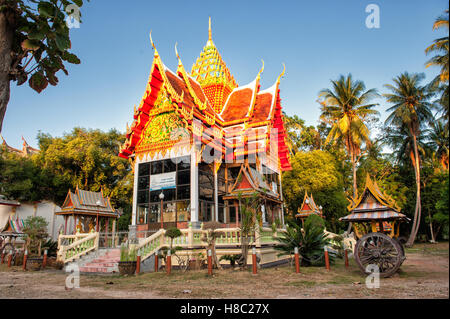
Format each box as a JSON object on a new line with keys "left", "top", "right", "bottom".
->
{"left": 0, "top": 242, "right": 448, "bottom": 299}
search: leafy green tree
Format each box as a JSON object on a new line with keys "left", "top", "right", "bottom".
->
{"left": 23, "top": 215, "right": 49, "bottom": 256}
{"left": 383, "top": 72, "right": 434, "bottom": 246}
{"left": 427, "top": 120, "right": 449, "bottom": 170}
{"left": 0, "top": 0, "right": 88, "bottom": 132}
{"left": 281, "top": 150, "right": 348, "bottom": 233}
{"left": 425, "top": 9, "right": 449, "bottom": 127}
{"left": 1, "top": 127, "right": 133, "bottom": 230}
{"left": 318, "top": 74, "right": 379, "bottom": 201}
{"left": 0, "top": 146, "right": 58, "bottom": 201}
{"left": 434, "top": 175, "right": 449, "bottom": 239}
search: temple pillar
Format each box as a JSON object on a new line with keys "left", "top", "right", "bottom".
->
{"left": 214, "top": 167, "right": 218, "bottom": 222}
{"left": 190, "top": 149, "right": 200, "bottom": 228}
{"left": 131, "top": 160, "right": 139, "bottom": 226}
{"left": 278, "top": 173, "right": 285, "bottom": 228}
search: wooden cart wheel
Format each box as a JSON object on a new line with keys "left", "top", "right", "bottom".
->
{"left": 354, "top": 232, "right": 405, "bottom": 278}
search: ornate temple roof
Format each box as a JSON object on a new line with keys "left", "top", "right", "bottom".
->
{"left": 0, "top": 135, "right": 39, "bottom": 157}
{"left": 118, "top": 19, "right": 292, "bottom": 171}
{"left": 190, "top": 18, "right": 238, "bottom": 113}
{"left": 57, "top": 186, "right": 119, "bottom": 218}
{"left": 340, "top": 175, "right": 407, "bottom": 222}
{"left": 295, "top": 191, "right": 323, "bottom": 219}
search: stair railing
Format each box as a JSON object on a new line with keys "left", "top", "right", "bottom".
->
{"left": 57, "top": 232, "right": 99, "bottom": 263}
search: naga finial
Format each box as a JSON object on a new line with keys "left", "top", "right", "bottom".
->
{"left": 257, "top": 59, "right": 265, "bottom": 80}
{"left": 276, "top": 63, "right": 286, "bottom": 84}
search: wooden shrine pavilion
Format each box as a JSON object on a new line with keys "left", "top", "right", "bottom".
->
{"left": 295, "top": 191, "right": 323, "bottom": 224}
{"left": 56, "top": 186, "right": 119, "bottom": 235}
{"left": 118, "top": 18, "right": 291, "bottom": 231}
{"left": 340, "top": 175, "right": 408, "bottom": 238}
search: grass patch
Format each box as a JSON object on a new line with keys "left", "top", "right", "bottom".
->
{"left": 285, "top": 280, "right": 318, "bottom": 288}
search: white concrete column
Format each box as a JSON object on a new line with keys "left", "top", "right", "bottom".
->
{"left": 190, "top": 150, "right": 199, "bottom": 224}
{"left": 214, "top": 167, "right": 218, "bottom": 222}
{"left": 278, "top": 172, "right": 285, "bottom": 228}
{"left": 131, "top": 159, "right": 139, "bottom": 226}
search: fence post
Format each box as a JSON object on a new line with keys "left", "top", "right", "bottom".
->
{"left": 252, "top": 247, "right": 257, "bottom": 275}
{"left": 43, "top": 250, "right": 48, "bottom": 269}
{"left": 166, "top": 249, "right": 171, "bottom": 275}
{"left": 136, "top": 250, "right": 141, "bottom": 275}
{"left": 324, "top": 246, "right": 330, "bottom": 271}
{"left": 23, "top": 250, "right": 28, "bottom": 271}
{"left": 207, "top": 249, "right": 213, "bottom": 276}
{"left": 294, "top": 247, "right": 300, "bottom": 273}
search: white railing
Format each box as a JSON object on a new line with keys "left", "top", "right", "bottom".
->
{"left": 57, "top": 232, "right": 99, "bottom": 263}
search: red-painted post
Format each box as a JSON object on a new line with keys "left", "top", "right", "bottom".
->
{"left": 23, "top": 250, "right": 28, "bottom": 271}
{"left": 166, "top": 250, "right": 171, "bottom": 275}
{"left": 252, "top": 247, "right": 257, "bottom": 275}
{"left": 207, "top": 249, "right": 213, "bottom": 276}
{"left": 294, "top": 247, "right": 300, "bottom": 273}
{"left": 344, "top": 249, "right": 349, "bottom": 268}
{"left": 7, "top": 252, "right": 12, "bottom": 268}
{"left": 155, "top": 250, "right": 159, "bottom": 272}
{"left": 136, "top": 251, "right": 141, "bottom": 275}
{"left": 42, "top": 250, "right": 48, "bottom": 269}
{"left": 324, "top": 247, "right": 330, "bottom": 271}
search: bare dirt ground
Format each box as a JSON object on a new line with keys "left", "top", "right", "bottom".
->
{"left": 0, "top": 242, "right": 448, "bottom": 299}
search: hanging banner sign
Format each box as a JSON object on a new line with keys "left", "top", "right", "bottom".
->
{"left": 150, "top": 172, "right": 176, "bottom": 191}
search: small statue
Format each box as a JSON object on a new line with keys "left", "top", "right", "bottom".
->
{"left": 89, "top": 223, "right": 95, "bottom": 233}
{"left": 75, "top": 220, "right": 83, "bottom": 234}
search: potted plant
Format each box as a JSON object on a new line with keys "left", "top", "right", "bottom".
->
{"left": 22, "top": 216, "right": 49, "bottom": 271}
{"left": 118, "top": 244, "right": 137, "bottom": 275}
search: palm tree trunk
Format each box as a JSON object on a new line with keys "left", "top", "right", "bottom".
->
{"left": 428, "top": 210, "right": 436, "bottom": 243}
{"left": 406, "top": 132, "right": 422, "bottom": 247}
{"left": 347, "top": 148, "right": 357, "bottom": 233}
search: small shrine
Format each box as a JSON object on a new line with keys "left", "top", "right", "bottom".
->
{"left": 295, "top": 191, "right": 323, "bottom": 224}
{"left": 340, "top": 175, "right": 408, "bottom": 238}
{"left": 56, "top": 186, "right": 120, "bottom": 235}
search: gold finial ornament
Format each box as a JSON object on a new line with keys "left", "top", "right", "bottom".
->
{"left": 277, "top": 63, "right": 286, "bottom": 84}
{"left": 257, "top": 59, "right": 265, "bottom": 80}
{"left": 190, "top": 17, "right": 238, "bottom": 113}
{"left": 208, "top": 17, "right": 212, "bottom": 42}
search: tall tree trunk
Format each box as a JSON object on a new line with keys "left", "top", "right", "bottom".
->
{"left": 428, "top": 210, "right": 436, "bottom": 243}
{"left": 406, "top": 132, "right": 422, "bottom": 247}
{"left": 0, "top": 5, "right": 15, "bottom": 133}
{"left": 347, "top": 148, "right": 357, "bottom": 233}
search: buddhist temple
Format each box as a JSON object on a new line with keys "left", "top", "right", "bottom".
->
{"left": 295, "top": 191, "right": 323, "bottom": 224}
{"left": 340, "top": 175, "right": 408, "bottom": 237}
{"left": 56, "top": 186, "right": 119, "bottom": 235}
{"left": 118, "top": 18, "right": 291, "bottom": 231}
{"left": 0, "top": 135, "right": 39, "bottom": 157}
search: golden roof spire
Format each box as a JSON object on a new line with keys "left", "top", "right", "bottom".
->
{"left": 190, "top": 18, "right": 238, "bottom": 113}
{"left": 208, "top": 17, "right": 213, "bottom": 44}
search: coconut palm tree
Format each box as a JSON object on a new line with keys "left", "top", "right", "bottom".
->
{"left": 428, "top": 120, "right": 449, "bottom": 170}
{"left": 318, "top": 74, "right": 379, "bottom": 201}
{"left": 383, "top": 72, "right": 434, "bottom": 247}
{"left": 425, "top": 9, "right": 449, "bottom": 126}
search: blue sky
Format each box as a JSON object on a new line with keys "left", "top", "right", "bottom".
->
{"left": 2, "top": 0, "right": 448, "bottom": 148}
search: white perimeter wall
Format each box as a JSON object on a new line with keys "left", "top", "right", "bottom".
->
{"left": 0, "top": 201, "right": 64, "bottom": 241}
